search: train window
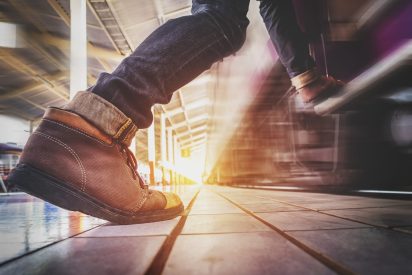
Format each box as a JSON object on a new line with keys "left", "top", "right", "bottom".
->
{"left": 391, "top": 110, "right": 412, "bottom": 147}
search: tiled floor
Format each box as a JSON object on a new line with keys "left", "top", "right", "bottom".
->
{"left": 1, "top": 185, "right": 412, "bottom": 275}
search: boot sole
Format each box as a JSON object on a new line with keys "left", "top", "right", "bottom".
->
{"left": 8, "top": 164, "right": 184, "bottom": 224}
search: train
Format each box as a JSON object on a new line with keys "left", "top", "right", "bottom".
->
{"left": 209, "top": 0, "right": 412, "bottom": 190}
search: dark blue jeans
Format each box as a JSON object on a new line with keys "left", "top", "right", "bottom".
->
{"left": 90, "top": 0, "right": 315, "bottom": 129}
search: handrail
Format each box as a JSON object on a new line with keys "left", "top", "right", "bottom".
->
{"left": 315, "top": 40, "right": 412, "bottom": 116}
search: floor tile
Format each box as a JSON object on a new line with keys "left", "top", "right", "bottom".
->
{"left": 290, "top": 228, "right": 412, "bottom": 275}
{"left": 190, "top": 201, "right": 243, "bottom": 215}
{"left": 257, "top": 211, "right": 369, "bottom": 231}
{"left": 283, "top": 198, "right": 412, "bottom": 211}
{"left": 0, "top": 236, "right": 165, "bottom": 275}
{"left": 323, "top": 205, "right": 412, "bottom": 227}
{"left": 76, "top": 218, "right": 179, "bottom": 237}
{"left": 182, "top": 214, "right": 271, "bottom": 234}
{"left": 240, "top": 202, "right": 304, "bottom": 213}
{"left": 0, "top": 195, "right": 105, "bottom": 263}
{"left": 164, "top": 232, "right": 334, "bottom": 275}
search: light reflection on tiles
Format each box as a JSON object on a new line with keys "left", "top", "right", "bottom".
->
{"left": 0, "top": 193, "right": 106, "bottom": 263}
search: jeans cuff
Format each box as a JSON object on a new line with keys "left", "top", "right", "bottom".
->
{"left": 290, "top": 68, "right": 321, "bottom": 90}
{"left": 63, "top": 91, "right": 138, "bottom": 146}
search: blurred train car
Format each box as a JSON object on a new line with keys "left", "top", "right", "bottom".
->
{"left": 209, "top": 0, "right": 412, "bottom": 190}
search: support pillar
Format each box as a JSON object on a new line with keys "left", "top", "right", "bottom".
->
{"left": 160, "top": 113, "right": 167, "bottom": 186}
{"left": 70, "top": 0, "right": 87, "bottom": 99}
{"left": 147, "top": 111, "right": 156, "bottom": 185}
{"left": 173, "top": 135, "right": 179, "bottom": 186}
{"left": 167, "top": 128, "right": 174, "bottom": 186}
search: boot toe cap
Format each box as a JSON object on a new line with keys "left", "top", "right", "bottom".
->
{"left": 162, "top": 192, "right": 183, "bottom": 209}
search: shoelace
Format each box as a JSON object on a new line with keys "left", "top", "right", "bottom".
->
{"left": 119, "top": 144, "right": 146, "bottom": 189}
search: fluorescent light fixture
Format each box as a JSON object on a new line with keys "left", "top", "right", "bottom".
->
{"left": 0, "top": 22, "right": 25, "bottom": 48}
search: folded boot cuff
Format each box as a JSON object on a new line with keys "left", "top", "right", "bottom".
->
{"left": 290, "top": 68, "right": 321, "bottom": 90}
{"left": 63, "top": 91, "right": 137, "bottom": 146}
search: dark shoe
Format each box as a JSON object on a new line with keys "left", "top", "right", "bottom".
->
{"left": 299, "top": 75, "right": 343, "bottom": 103}
{"left": 290, "top": 68, "right": 344, "bottom": 103}
{"left": 8, "top": 107, "right": 183, "bottom": 224}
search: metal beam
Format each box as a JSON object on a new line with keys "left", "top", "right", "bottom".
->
{"left": 0, "top": 71, "right": 67, "bottom": 100}
{"left": 87, "top": 0, "right": 132, "bottom": 55}
{"left": 180, "top": 138, "right": 206, "bottom": 149}
{"left": 35, "top": 33, "right": 122, "bottom": 63}
{"left": 169, "top": 114, "right": 209, "bottom": 130}
{"left": 18, "top": 96, "right": 47, "bottom": 111}
{"left": 8, "top": 0, "right": 48, "bottom": 32}
{"left": 153, "top": 0, "right": 166, "bottom": 25}
{"left": 175, "top": 125, "right": 207, "bottom": 139}
{"left": 179, "top": 131, "right": 207, "bottom": 143}
{"left": 0, "top": 50, "right": 69, "bottom": 100}
{"left": 165, "top": 98, "right": 210, "bottom": 117}
{"left": 180, "top": 133, "right": 207, "bottom": 146}
{"left": 47, "top": 0, "right": 70, "bottom": 26}
{"left": 47, "top": 0, "right": 116, "bottom": 72}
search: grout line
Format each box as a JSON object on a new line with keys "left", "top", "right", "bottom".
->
{"left": 188, "top": 212, "right": 246, "bottom": 216}
{"left": 144, "top": 189, "right": 201, "bottom": 275}
{"left": 253, "top": 195, "right": 391, "bottom": 228}
{"left": 0, "top": 221, "right": 107, "bottom": 268}
{"left": 179, "top": 231, "right": 272, "bottom": 236}
{"left": 283, "top": 226, "right": 371, "bottom": 232}
{"left": 213, "top": 190, "right": 355, "bottom": 275}
{"left": 74, "top": 234, "right": 173, "bottom": 239}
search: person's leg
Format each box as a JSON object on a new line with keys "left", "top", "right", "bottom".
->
{"left": 259, "top": 0, "right": 314, "bottom": 78}
{"left": 87, "top": 0, "right": 250, "bottom": 129}
{"left": 259, "top": 0, "right": 342, "bottom": 103}
{"left": 10, "top": 0, "right": 250, "bottom": 224}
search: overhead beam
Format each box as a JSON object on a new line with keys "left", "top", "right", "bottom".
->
{"left": 180, "top": 133, "right": 207, "bottom": 146}
{"left": 153, "top": 0, "right": 166, "bottom": 25}
{"left": 180, "top": 138, "right": 206, "bottom": 150}
{"left": 35, "top": 33, "right": 122, "bottom": 63}
{"left": 175, "top": 125, "right": 208, "bottom": 139}
{"left": 169, "top": 114, "right": 209, "bottom": 130}
{"left": 47, "top": 0, "right": 117, "bottom": 72}
{"left": 164, "top": 98, "right": 210, "bottom": 117}
{"left": 87, "top": 0, "right": 132, "bottom": 55}
{"left": 0, "top": 50, "right": 69, "bottom": 100}
{"left": 19, "top": 96, "right": 47, "bottom": 111}
{"left": 47, "top": 0, "right": 70, "bottom": 26}
{"left": 0, "top": 71, "right": 67, "bottom": 100}
{"left": 178, "top": 130, "right": 207, "bottom": 142}
{"left": 8, "top": 0, "right": 48, "bottom": 32}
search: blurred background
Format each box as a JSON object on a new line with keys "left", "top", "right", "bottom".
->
{"left": 1, "top": 0, "right": 412, "bottom": 193}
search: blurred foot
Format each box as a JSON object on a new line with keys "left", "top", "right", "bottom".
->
{"left": 299, "top": 75, "right": 344, "bottom": 103}
{"left": 291, "top": 69, "right": 344, "bottom": 104}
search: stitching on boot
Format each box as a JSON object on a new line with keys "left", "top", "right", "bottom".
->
{"left": 133, "top": 190, "right": 149, "bottom": 213}
{"left": 43, "top": 119, "right": 113, "bottom": 147}
{"left": 33, "top": 132, "right": 87, "bottom": 192}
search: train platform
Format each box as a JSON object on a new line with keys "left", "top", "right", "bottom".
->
{"left": 1, "top": 185, "right": 412, "bottom": 275}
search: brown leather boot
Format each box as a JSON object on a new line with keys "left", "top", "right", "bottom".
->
{"left": 9, "top": 107, "right": 183, "bottom": 224}
{"left": 291, "top": 69, "right": 344, "bottom": 103}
